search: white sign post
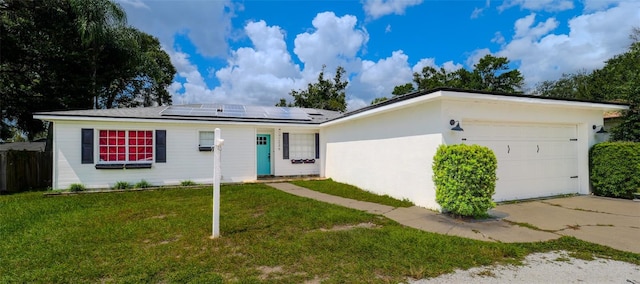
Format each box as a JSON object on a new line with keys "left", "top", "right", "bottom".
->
{"left": 211, "top": 128, "right": 224, "bottom": 239}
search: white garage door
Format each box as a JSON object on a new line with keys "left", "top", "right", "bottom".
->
{"left": 461, "top": 122, "right": 579, "bottom": 201}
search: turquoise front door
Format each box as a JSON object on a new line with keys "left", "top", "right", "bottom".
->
{"left": 256, "top": 134, "right": 271, "bottom": 175}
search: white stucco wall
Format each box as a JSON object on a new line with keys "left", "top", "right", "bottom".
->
{"left": 321, "top": 90, "right": 623, "bottom": 210}
{"left": 51, "top": 120, "right": 256, "bottom": 189}
{"left": 322, "top": 100, "right": 444, "bottom": 209}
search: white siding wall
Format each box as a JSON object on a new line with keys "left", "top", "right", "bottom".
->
{"left": 272, "top": 127, "right": 321, "bottom": 176}
{"left": 52, "top": 120, "right": 255, "bottom": 189}
{"left": 322, "top": 101, "right": 443, "bottom": 209}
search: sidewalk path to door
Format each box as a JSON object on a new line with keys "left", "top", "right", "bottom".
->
{"left": 266, "top": 183, "right": 559, "bottom": 244}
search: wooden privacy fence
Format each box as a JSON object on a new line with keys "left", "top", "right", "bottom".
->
{"left": 0, "top": 150, "right": 52, "bottom": 193}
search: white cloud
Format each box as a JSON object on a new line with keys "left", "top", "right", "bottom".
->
{"left": 471, "top": 7, "right": 484, "bottom": 19}
{"left": 582, "top": 0, "right": 623, "bottom": 12}
{"left": 385, "top": 24, "right": 392, "bottom": 33}
{"left": 471, "top": 0, "right": 491, "bottom": 19}
{"left": 293, "top": 12, "right": 369, "bottom": 74}
{"left": 412, "top": 58, "right": 463, "bottom": 74}
{"left": 412, "top": 58, "right": 436, "bottom": 73}
{"left": 498, "top": 0, "right": 574, "bottom": 12}
{"left": 355, "top": 50, "right": 413, "bottom": 100}
{"left": 495, "top": 1, "right": 640, "bottom": 86}
{"left": 362, "top": 0, "right": 423, "bottom": 19}
{"left": 441, "top": 61, "right": 464, "bottom": 72}
{"left": 491, "top": 32, "right": 506, "bottom": 44}
{"left": 514, "top": 14, "right": 559, "bottom": 39}
{"left": 212, "top": 21, "right": 303, "bottom": 106}
{"left": 118, "top": 0, "right": 234, "bottom": 58}
{"left": 465, "top": 48, "right": 492, "bottom": 68}
{"left": 166, "top": 50, "right": 216, "bottom": 105}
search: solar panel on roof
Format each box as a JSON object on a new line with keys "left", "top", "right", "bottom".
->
{"left": 160, "top": 104, "right": 312, "bottom": 121}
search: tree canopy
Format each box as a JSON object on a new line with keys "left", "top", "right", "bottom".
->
{"left": 277, "top": 65, "right": 348, "bottom": 112}
{"left": 535, "top": 28, "right": 640, "bottom": 141}
{"left": 372, "top": 54, "right": 524, "bottom": 104}
{"left": 0, "top": 0, "right": 176, "bottom": 139}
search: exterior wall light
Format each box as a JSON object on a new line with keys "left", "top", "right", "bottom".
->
{"left": 592, "top": 125, "right": 607, "bottom": 134}
{"left": 450, "top": 120, "right": 464, "bottom": 131}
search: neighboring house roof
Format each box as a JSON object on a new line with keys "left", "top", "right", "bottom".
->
{"left": 604, "top": 111, "right": 623, "bottom": 119}
{"left": 35, "top": 104, "right": 341, "bottom": 124}
{"left": 34, "top": 88, "right": 628, "bottom": 125}
{"left": 0, "top": 141, "right": 46, "bottom": 152}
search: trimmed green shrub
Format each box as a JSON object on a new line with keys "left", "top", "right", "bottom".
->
{"left": 590, "top": 142, "right": 640, "bottom": 199}
{"left": 113, "top": 181, "right": 132, "bottom": 190}
{"left": 432, "top": 144, "right": 497, "bottom": 218}
{"left": 134, "top": 180, "right": 152, "bottom": 189}
{"left": 180, "top": 180, "right": 197, "bottom": 186}
{"left": 68, "top": 183, "right": 86, "bottom": 192}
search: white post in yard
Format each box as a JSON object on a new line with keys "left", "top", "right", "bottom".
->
{"left": 211, "top": 128, "right": 224, "bottom": 239}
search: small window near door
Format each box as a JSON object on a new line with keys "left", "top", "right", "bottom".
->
{"left": 199, "top": 131, "right": 214, "bottom": 151}
{"left": 290, "top": 133, "right": 315, "bottom": 159}
{"left": 257, "top": 136, "right": 267, "bottom": 145}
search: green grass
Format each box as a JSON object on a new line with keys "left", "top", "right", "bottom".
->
{"left": 180, "top": 180, "right": 197, "bottom": 186}
{"left": 112, "top": 181, "right": 132, "bottom": 190}
{"left": 1, "top": 184, "right": 638, "bottom": 283}
{"left": 292, "top": 179, "right": 415, "bottom": 207}
{"left": 134, "top": 180, "right": 152, "bottom": 189}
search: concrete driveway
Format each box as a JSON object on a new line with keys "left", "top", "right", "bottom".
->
{"left": 494, "top": 195, "right": 640, "bottom": 253}
{"left": 270, "top": 183, "right": 639, "bottom": 254}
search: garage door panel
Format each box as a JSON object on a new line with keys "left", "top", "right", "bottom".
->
{"left": 462, "top": 122, "right": 579, "bottom": 201}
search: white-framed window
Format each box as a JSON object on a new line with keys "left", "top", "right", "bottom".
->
{"left": 199, "top": 131, "right": 215, "bottom": 147}
{"left": 98, "top": 130, "right": 153, "bottom": 162}
{"left": 199, "top": 131, "right": 215, "bottom": 151}
{"left": 290, "top": 133, "right": 315, "bottom": 159}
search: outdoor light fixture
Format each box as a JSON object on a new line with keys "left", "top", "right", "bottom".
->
{"left": 450, "top": 119, "right": 464, "bottom": 131}
{"left": 592, "top": 125, "right": 607, "bottom": 134}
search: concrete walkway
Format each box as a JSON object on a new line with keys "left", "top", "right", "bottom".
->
{"left": 266, "top": 183, "right": 559, "bottom": 243}
{"left": 267, "top": 183, "right": 640, "bottom": 253}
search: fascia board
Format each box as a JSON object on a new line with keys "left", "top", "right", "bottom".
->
{"left": 440, "top": 90, "right": 629, "bottom": 111}
{"left": 32, "top": 115, "right": 321, "bottom": 129}
{"left": 320, "top": 91, "right": 444, "bottom": 127}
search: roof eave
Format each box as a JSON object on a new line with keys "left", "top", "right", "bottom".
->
{"left": 33, "top": 114, "right": 327, "bottom": 127}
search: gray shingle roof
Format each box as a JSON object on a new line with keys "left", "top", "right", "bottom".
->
{"left": 35, "top": 105, "right": 342, "bottom": 124}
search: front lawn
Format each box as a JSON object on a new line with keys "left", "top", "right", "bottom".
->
{"left": 292, "top": 179, "right": 415, "bottom": 207}
{"left": 1, "top": 184, "right": 638, "bottom": 283}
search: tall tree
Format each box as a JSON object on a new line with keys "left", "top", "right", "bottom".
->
{"left": 470, "top": 55, "right": 524, "bottom": 93}
{"left": 277, "top": 65, "right": 348, "bottom": 112}
{"left": 0, "top": 0, "right": 176, "bottom": 139}
{"left": 392, "top": 83, "right": 415, "bottom": 96}
{"left": 385, "top": 54, "right": 524, "bottom": 100}
{"left": 70, "top": 0, "right": 127, "bottom": 109}
{"left": 534, "top": 70, "right": 606, "bottom": 101}
{"left": 535, "top": 28, "right": 640, "bottom": 141}
{"left": 605, "top": 32, "right": 640, "bottom": 141}
{"left": 370, "top": 83, "right": 415, "bottom": 105}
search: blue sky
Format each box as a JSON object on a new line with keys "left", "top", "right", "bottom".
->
{"left": 118, "top": 0, "right": 640, "bottom": 110}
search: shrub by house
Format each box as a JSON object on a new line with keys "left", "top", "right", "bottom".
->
{"left": 589, "top": 142, "right": 640, "bottom": 199}
{"left": 432, "top": 144, "right": 497, "bottom": 217}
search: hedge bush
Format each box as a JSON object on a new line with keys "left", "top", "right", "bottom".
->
{"left": 589, "top": 142, "right": 640, "bottom": 199}
{"left": 68, "top": 183, "right": 86, "bottom": 192}
{"left": 112, "top": 181, "right": 132, "bottom": 190}
{"left": 432, "top": 144, "right": 497, "bottom": 218}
